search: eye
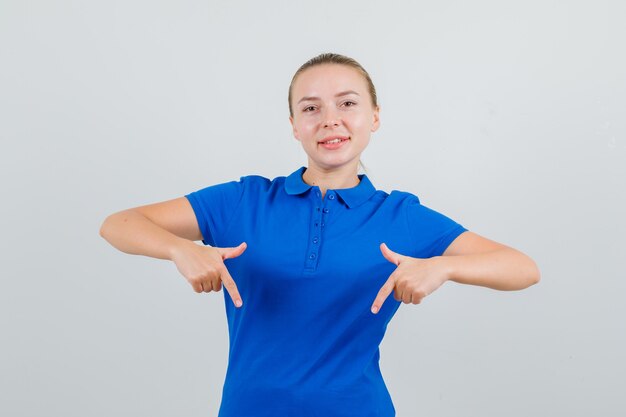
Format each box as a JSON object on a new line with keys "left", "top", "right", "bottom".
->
{"left": 303, "top": 105, "right": 316, "bottom": 112}
{"left": 343, "top": 100, "right": 357, "bottom": 107}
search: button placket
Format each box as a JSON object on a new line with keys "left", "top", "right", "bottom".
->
{"left": 305, "top": 187, "right": 324, "bottom": 270}
{"left": 305, "top": 188, "right": 337, "bottom": 270}
{"left": 320, "top": 191, "right": 332, "bottom": 229}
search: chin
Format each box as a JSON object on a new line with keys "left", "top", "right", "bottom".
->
{"left": 310, "top": 158, "right": 360, "bottom": 171}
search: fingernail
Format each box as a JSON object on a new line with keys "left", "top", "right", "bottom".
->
{"left": 371, "top": 306, "right": 378, "bottom": 314}
{"left": 236, "top": 300, "right": 242, "bottom": 307}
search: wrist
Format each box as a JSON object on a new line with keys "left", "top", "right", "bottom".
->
{"left": 436, "top": 255, "right": 456, "bottom": 284}
{"left": 168, "top": 237, "right": 194, "bottom": 261}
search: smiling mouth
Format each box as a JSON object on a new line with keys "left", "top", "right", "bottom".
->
{"left": 318, "top": 137, "right": 350, "bottom": 149}
{"left": 318, "top": 136, "right": 350, "bottom": 145}
{"left": 323, "top": 138, "right": 346, "bottom": 145}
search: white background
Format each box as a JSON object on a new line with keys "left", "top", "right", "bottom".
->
{"left": 1, "top": 1, "right": 625, "bottom": 416}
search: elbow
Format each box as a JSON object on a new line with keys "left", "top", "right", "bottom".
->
{"left": 532, "top": 263, "right": 541, "bottom": 285}
{"left": 99, "top": 216, "right": 111, "bottom": 240}
{"left": 524, "top": 259, "right": 541, "bottom": 289}
{"left": 99, "top": 210, "right": 136, "bottom": 245}
{"left": 506, "top": 253, "right": 540, "bottom": 290}
{"left": 99, "top": 212, "right": 120, "bottom": 240}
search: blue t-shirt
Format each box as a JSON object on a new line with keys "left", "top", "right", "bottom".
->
{"left": 185, "top": 166, "right": 468, "bottom": 417}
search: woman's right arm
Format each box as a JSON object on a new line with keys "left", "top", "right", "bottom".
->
{"left": 99, "top": 197, "right": 201, "bottom": 260}
{"left": 99, "top": 197, "right": 245, "bottom": 306}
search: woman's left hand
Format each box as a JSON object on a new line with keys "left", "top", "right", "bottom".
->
{"left": 370, "top": 242, "right": 450, "bottom": 314}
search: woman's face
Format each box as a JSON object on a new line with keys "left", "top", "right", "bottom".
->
{"left": 289, "top": 64, "right": 380, "bottom": 174}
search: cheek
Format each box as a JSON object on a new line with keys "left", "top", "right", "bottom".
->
{"left": 348, "top": 114, "right": 370, "bottom": 130}
{"left": 299, "top": 118, "right": 318, "bottom": 133}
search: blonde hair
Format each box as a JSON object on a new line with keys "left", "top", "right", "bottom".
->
{"left": 288, "top": 52, "right": 377, "bottom": 176}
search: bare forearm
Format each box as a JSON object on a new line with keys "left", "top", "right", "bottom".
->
{"left": 442, "top": 248, "right": 541, "bottom": 291}
{"left": 99, "top": 210, "right": 187, "bottom": 261}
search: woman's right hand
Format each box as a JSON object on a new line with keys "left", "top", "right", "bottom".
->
{"left": 170, "top": 240, "right": 247, "bottom": 307}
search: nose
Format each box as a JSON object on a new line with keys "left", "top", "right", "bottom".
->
{"left": 322, "top": 108, "right": 341, "bottom": 128}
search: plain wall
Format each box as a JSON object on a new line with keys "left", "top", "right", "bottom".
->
{"left": 1, "top": 0, "right": 625, "bottom": 416}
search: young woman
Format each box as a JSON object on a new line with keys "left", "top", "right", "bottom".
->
{"left": 100, "top": 53, "right": 540, "bottom": 416}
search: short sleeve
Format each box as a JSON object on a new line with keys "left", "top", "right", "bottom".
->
{"left": 405, "top": 195, "right": 468, "bottom": 258}
{"left": 184, "top": 177, "right": 245, "bottom": 246}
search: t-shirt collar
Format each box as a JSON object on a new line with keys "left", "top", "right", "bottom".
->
{"left": 284, "top": 166, "right": 377, "bottom": 209}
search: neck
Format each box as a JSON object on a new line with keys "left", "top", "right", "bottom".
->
{"left": 302, "top": 164, "right": 360, "bottom": 197}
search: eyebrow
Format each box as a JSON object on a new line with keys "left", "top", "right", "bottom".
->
{"left": 297, "top": 90, "right": 360, "bottom": 104}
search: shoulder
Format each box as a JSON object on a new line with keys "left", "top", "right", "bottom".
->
{"left": 356, "top": 183, "right": 421, "bottom": 211}
{"left": 237, "top": 173, "right": 272, "bottom": 188}
{"left": 188, "top": 172, "right": 288, "bottom": 196}
{"left": 237, "top": 173, "right": 287, "bottom": 193}
{"left": 185, "top": 173, "right": 274, "bottom": 203}
{"left": 388, "top": 188, "right": 459, "bottom": 226}
{"left": 384, "top": 189, "right": 421, "bottom": 206}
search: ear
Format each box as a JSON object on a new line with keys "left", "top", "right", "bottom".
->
{"left": 371, "top": 105, "right": 380, "bottom": 132}
{"left": 289, "top": 115, "right": 301, "bottom": 141}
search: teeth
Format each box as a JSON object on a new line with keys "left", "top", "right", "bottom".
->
{"left": 324, "top": 138, "right": 343, "bottom": 144}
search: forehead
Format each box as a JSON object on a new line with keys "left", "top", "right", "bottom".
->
{"left": 292, "top": 64, "right": 368, "bottom": 97}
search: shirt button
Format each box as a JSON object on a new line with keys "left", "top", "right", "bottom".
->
{"left": 329, "top": 194, "right": 335, "bottom": 200}
{"left": 313, "top": 237, "right": 319, "bottom": 244}
{"left": 309, "top": 253, "right": 316, "bottom": 259}
{"left": 321, "top": 223, "right": 325, "bottom": 227}
{"left": 323, "top": 208, "right": 329, "bottom": 213}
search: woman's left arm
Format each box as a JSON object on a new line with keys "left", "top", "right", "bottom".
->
{"left": 370, "top": 231, "right": 541, "bottom": 313}
{"left": 440, "top": 231, "right": 541, "bottom": 291}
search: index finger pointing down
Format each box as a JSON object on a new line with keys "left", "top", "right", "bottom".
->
{"left": 371, "top": 275, "right": 395, "bottom": 314}
{"left": 219, "top": 265, "right": 243, "bottom": 307}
